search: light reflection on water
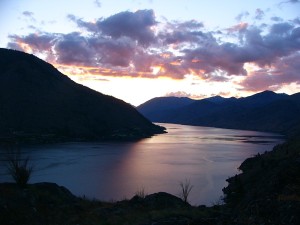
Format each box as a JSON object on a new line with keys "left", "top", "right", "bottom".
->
{"left": 0, "top": 123, "right": 283, "bottom": 205}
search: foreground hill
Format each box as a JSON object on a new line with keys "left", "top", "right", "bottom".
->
{"left": 137, "top": 91, "right": 300, "bottom": 136}
{"left": 0, "top": 48, "right": 164, "bottom": 142}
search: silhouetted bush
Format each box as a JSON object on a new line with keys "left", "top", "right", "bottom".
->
{"left": 179, "top": 179, "right": 193, "bottom": 203}
{"left": 6, "top": 147, "right": 33, "bottom": 188}
{"left": 135, "top": 186, "right": 146, "bottom": 198}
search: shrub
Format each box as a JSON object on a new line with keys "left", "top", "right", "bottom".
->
{"left": 135, "top": 186, "right": 146, "bottom": 198}
{"left": 179, "top": 179, "right": 193, "bottom": 203}
{"left": 6, "top": 147, "right": 33, "bottom": 188}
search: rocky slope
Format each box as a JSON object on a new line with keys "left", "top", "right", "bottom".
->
{"left": 223, "top": 137, "right": 300, "bottom": 224}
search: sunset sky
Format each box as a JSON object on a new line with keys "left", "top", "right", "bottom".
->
{"left": 1, "top": 0, "right": 300, "bottom": 106}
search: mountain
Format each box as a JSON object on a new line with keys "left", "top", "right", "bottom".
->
{"left": 238, "top": 90, "right": 289, "bottom": 108}
{"left": 0, "top": 48, "right": 165, "bottom": 142}
{"left": 205, "top": 95, "right": 237, "bottom": 104}
{"left": 137, "top": 91, "right": 300, "bottom": 135}
{"left": 137, "top": 96, "right": 194, "bottom": 122}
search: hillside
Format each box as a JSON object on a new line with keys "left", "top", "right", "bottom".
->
{"left": 137, "top": 96, "right": 194, "bottom": 122}
{"left": 137, "top": 91, "right": 300, "bottom": 136}
{"left": 0, "top": 48, "right": 165, "bottom": 142}
{"left": 222, "top": 137, "right": 300, "bottom": 224}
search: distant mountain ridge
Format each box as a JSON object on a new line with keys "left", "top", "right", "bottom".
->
{"left": 0, "top": 48, "right": 165, "bottom": 142}
{"left": 137, "top": 97, "right": 194, "bottom": 122}
{"left": 137, "top": 91, "right": 300, "bottom": 136}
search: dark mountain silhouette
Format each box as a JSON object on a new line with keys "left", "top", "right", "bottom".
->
{"left": 205, "top": 95, "right": 237, "bottom": 104}
{"left": 137, "top": 96, "right": 194, "bottom": 122}
{"left": 238, "top": 90, "right": 289, "bottom": 108}
{"left": 0, "top": 48, "right": 165, "bottom": 142}
{"left": 137, "top": 91, "right": 300, "bottom": 135}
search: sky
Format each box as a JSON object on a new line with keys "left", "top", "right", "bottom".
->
{"left": 0, "top": 0, "right": 300, "bottom": 106}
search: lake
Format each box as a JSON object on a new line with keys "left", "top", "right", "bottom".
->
{"left": 0, "top": 123, "right": 284, "bottom": 205}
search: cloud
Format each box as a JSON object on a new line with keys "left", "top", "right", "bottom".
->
{"left": 99, "top": 10, "right": 156, "bottom": 46}
{"left": 22, "top": 11, "right": 36, "bottom": 22}
{"left": 293, "top": 17, "right": 300, "bottom": 25}
{"left": 70, "top": 9, "right": 157, "bottom": 46}
{"left": 22, "top": 11, "right": 34, "bottom": 17}
{"left": 94, "top": 0, "right": 101, "bottom": 8}
{"left": 280, "top": 0, "right": 300, "bottom": 4}
{"left": 235, "top": 11, "right": 250, "bottom": 21}
{"left": 271, "top": 16, "right": 283, "bottom": 22}
{"left": 226, "top": 22, "right": 248, "bottom": 33}
{"left": 278, "top": 0, "right": 300, "bottom": 7}
{"left": 239, "top": 52, "right": 300, "bottom": 91}
{"left": 54, "top": 32, "right": 94, "bottom": 65}
{"left": 255, "top": 8, "right": 265, "bottom": 20}
{"left": 158, "top": 20, "right": 205, "bottom": 46}
{"left": 165, "top": 91, "right": 208, "bottom": 99}
{"left": 7, "top": 9, "right": 300, "bottom": 92}
{"left": 7, "top": 33, "right": 57, "bottom": 55}
{"left": 270, "top": 22, "right": 293, "bottom": 34}
{"left": 78, "top": 76, "right": 109, "bottom": 82}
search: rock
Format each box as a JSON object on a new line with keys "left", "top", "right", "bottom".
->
{"left": 128, "top": 192, "right": 190, "bottom": 210}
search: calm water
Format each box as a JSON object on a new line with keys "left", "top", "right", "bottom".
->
{"left": 0, "top": 123, "right": 283, "bottom": 205}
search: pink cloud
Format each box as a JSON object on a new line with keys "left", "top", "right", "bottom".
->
{"left": 5, "top": 10, "right": 300, "bottom": 92}
{"left": 239, "top": 53, "right": 300, "bottom": 91}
